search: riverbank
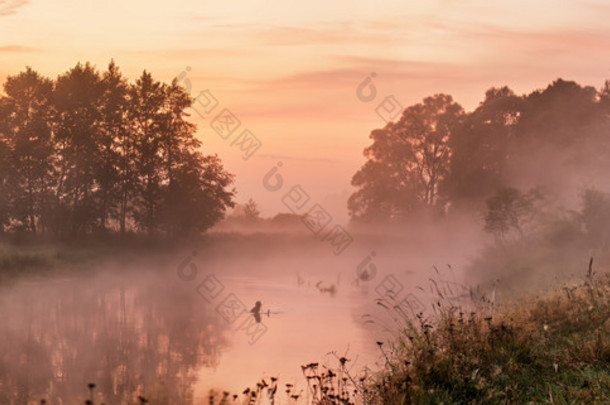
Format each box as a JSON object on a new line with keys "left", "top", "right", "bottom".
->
{"left": 368, "top": 263, "right": 610, "bottom": 404}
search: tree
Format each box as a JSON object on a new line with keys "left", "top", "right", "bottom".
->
{"left": 512, "top": 79, "right": 607, "bottom": 193}
{"left": 158, "top": 79, "right": 200, "bottom": 236}
{"left": 243, "top": 198, "right": 260, "bottom": 221}
{"left": 1, "top": 67, "right": 55, "bottom": 233}
{"left": 349, "top": 94, "right": 463, "bottom": 221}
{"left": 157, "top": 80, "right": 235, "bottom": 236}
{"left": 579, "top": 188, "right": 610, "bottom": 249}
{"left": 443, "top": 87, "right": 522, "bottom": 207}
{"left": 98, "top": 60, "right": 129, "bottom": 232}
{"left": 0, "top": 132, "right": 10, "bottom": 233}
{"left": 129, "top": 71, "right": 166, "bottom": 234}
{"left": 484, "top": 187, "right": 542, "bottom": 240}
{"left": 0, "top": 61, "right": 236, "bottom": 239}
{"left": 517, "top": 79, "right": 600, "bottom": 148}
{"left": 161, "top": 153, "right": 235, "bottom": 236}
{"left": 53, "top": 63, "right": 105, "bottom": 236}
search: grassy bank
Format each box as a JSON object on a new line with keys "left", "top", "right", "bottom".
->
{"left": 0, "top": 236, "right": 175, "bottom": 280}
{"left": 371, "top": 262, "right": 610, "bottom": 404}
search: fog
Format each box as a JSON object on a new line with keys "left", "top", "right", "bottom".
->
{"left": 0, "top": 26, "right": 609, "bottom": 404}
{"left": 0, "top": 220, "right": 496, "bottom": 403}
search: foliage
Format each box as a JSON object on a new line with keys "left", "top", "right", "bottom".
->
{"left": 370, "top": 268, "right": 610, "bottom": 404}
{"left": 243, "top": 198, "right": 261, "bottom": 221}
{"left": 0, "top": 62, "right": 235, "bottom": 239}
{"left": 580, "top": 188, "right": 610, "bottom": 249}
{"left": 443, "top": 87, "right": 521, "bottom": 206}
{"left": 483, "top": 186, "right": 543, "bottom": 240}
{"left": 349, "top": 94, "right": 463, "bottom": 222}
{"left": 350, "top": 79, "right": 610, "bottom": 222}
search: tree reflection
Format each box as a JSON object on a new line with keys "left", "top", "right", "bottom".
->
{"left": 0, "top": 273, "right": 229, "bottom": 404}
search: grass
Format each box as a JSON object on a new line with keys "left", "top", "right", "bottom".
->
{"left": 369, "top": 260, "right": 610, "bottom": 404}
{"left": 0, "top": 247, "right": 54, "bottom": 270}
{"left": 0, "top": 234, "right": 184, "bottom": 280}
{"left": 0, "top": 242, "right": 142, "bottom": 282}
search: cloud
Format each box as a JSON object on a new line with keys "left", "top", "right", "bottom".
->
{"left": 253, "top": 24, "right": 393, "bottom": 46}
{"left": 0, "top": 45, "right": 37, "bottom": 53}
{"left": 133, "top": 47, "right": 257, "bottom": 59}
{"left": 199, "top": 20, "right": 410, "bottom": 47}
{"left": 255, "top": 153, "right": 350, "bottom": 165}
{"left": 0, "top": 0, "right": 28, "bottom": 16}
{"left": 239, "top": 58, "right": 468, "bottom": 94}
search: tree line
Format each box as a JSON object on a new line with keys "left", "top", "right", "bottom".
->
{"left": 0, "top": 61, "right": 235, "bottom": 239}
{"left": 349, "top": 79, "right": 610, "bottom": 223}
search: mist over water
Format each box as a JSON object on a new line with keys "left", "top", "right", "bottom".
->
{"left": 0, "top": 225, "right": 486, "bottom": 404}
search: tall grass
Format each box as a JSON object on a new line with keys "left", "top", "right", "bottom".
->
{"left": 369, "top": 260, "right": 610, "bottom": 404}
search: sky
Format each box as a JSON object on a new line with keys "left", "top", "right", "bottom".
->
{"left": 1, "top": 0, "right": 609, "bottom": 219}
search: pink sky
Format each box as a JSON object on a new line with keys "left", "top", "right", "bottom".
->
{"left": 1, "top": 0, "right": 609, "bottom": 219}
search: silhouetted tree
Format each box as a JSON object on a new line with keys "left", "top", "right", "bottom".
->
{"left": 484, "top": 187, "right": 542, "bottom": 240}
{"left": 0, "top": 61, "right": 235, "bottom": 239}
{"left": 443, "top": 87, "right": 522, "bottom": 208}
{"left": 0, "top": 67, "right": 55, "bottom": 233}
{"left": 243, "top": 198, "right": 261, "bottom": 221}
{"left": 130, "top": 71, "right": 166, "bottom": 234}
{"left": 349, "top": 94, "right": 463, "bottom": 221}
{"left": 0, "top": 127, "right": 11, "bottom": 233}
{"left": 158, "top": 79, "right": 202, "bottom": 236}
{"left": 511, "top": 79, "right": 608, "bottom": 191}
{"left": 161, "top": 151, "right": 235, "bottom": 236}
{"left": 53, "top": 63, "right": 105, "bottom": 236}
{"left": 351, "top": 78, "right": 610, "bottom": 225}
{"left": 98, "top": 61, "right": 129, "bottom": 232}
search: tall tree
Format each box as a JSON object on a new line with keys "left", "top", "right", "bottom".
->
{"left": 1, "top": 68, "right": 55, "bottom": 233}
{"left": 162, "top": 153, "right": 235, "bottom": 236}
{"left": 98, "top": 60, "right": 128, "bottom": 231}
{"left": 158, "top": 79, "right": 200, "bottom": 236}
{"left": 53, "top": 63, "right": 104, "bottom": 236}
{"left": 349, "top": 94, "right": 463, "bottom": 221}
{"left": 0, "top": 124, "right": 11, "bottom": 233}
{"left": 0, "top": 61, "right": 236, "bottom": 238}
{"left": 443, "top": 87, "right": 522, "bottom": 207}
{"left": 129, "top": 71, "right": 166, "bottom": 234}
{"left": 512, "top": 79, "right": 605, "bottom": 190}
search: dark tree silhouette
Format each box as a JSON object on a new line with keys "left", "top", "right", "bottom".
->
{"left": 0, "top": 136, "right": 10, "bottom": 232}
{"left": 53, "top": 62, "right": 105, "bottom": 236}
{"left": 98, "top": 61, "right": 129, "bottom": 232}
{"left": 0, "top": 68, "right": 55, "bottom": 234}
{"left": 350, "top": 78, "right": 610, "bottom": 225}
{"left": 349, "top": 94, "right": 463, "bottom": 221}
{"left": 442, "top": 87, "right": 522, "bottom": 208}
{"left": 130, "top": 70, "right": 167, "bottom": 234}
{"left": 0, "top": 61, "right": 235, "bottom": 239}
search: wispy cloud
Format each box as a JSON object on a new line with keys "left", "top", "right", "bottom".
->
{"left": 252, "top": 24, "right": 397, "bottom": 46}
{"left": 133, "top": 47, "right": 257, "bottom": 59}
{"left": 0, "top": 0, "right": 29, "bottom": 16}
{"left": 0, "top": 45, "right": 37, "bottom": 53}
{"left": 255, "top": 153, "right": 350, "bottom": 164}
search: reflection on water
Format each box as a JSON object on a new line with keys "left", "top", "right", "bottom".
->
{"left": 0, "top": 273, "right": 230, "bottom": 404}
{"left": 0, "top": 235, "right": 474, "bottom": 404}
